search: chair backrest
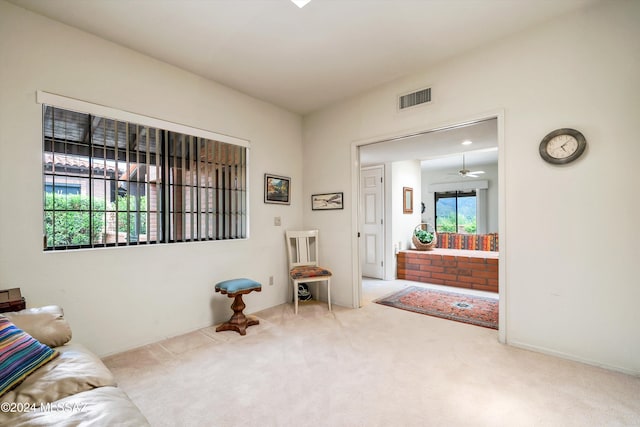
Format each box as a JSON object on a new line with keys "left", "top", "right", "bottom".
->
{"left": 285, "top": 230, "right": 320, "bottom": 269}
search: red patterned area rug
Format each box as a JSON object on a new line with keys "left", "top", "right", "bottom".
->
{"left": 375, "top": 286, "right": 498, "bottom": 329}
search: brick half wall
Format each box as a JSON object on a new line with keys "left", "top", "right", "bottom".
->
{"left": 397, "top": 249, "right": 498, "bottom": 293}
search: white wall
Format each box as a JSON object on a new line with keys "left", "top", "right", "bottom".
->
{"left": 422, "top": 162, "right": 499, "bottom": 233}
{"left": 392, "top": 160, "right": 422, "bottom": 251}
{"left": 0, "top": 1, "right": 303, "bottom": 356}
{"left": 303, "top": 0, "right": 640, "bottom": 374}
{"left": 390, "top": 160, "right": 421, "bottom": 277}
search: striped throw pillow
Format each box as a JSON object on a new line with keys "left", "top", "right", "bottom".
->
{"left": 0, "top": 316, "right": 59, "bottom": 396}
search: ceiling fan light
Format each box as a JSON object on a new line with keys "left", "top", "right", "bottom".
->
{"left": 291, "top": 0, "right": 312, "bottom": 8}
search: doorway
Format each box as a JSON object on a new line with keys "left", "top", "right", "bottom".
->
{"left": 353, "top": 112, "right": 506, "bottom": 342}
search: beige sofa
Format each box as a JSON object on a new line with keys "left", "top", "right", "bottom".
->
{"left": 0, "top": 306, "right": 149, "bottom": 426}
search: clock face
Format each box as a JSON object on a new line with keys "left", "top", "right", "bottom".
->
{"left": 539, "top": 128, "right": 587, "bottom": 164}
{"left": 546, "top": 134, "right": 579, "bottom": 159}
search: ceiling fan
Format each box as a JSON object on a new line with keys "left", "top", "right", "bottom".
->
{"left": 453, "top": 153, "right": 485, "bottom": 178}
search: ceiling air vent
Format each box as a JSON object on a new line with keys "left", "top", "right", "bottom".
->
{"left": 399, "top": 87, "right": 432, "bottom": 110}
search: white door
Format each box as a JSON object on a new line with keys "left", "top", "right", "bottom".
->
{"left": 360, "top": 166, "right": 384, "bottom": 279}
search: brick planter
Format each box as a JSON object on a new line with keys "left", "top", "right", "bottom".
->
{"left": 397, "top": 249, "right": 498, "bottom": 293}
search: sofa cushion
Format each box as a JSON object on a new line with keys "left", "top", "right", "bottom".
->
{"left": 0, "top": 343, "right": 116, "bottom": 408}
{"left": 4, "top": 306, "right": 72, "bottom": 348}
{"left": 0, "top": 317, "right": 59, "bottom": 397}
{"left": 437, "top": 232, "right": 499, "bottom": 251}
{"left": 5, "top": 386, "right": 150, "bottom": 427}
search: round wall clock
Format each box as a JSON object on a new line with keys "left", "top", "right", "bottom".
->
{"left": 539, "top": 128, "right": 587, "bottom": 164}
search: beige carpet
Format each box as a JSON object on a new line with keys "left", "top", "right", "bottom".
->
{"left": 103, "top": 279, "right": 640, "bottom": 427}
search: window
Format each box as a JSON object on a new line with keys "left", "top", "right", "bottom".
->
{"left": 435, "top": 190, "right": 476, "bottom": 233}
{"left": 44, "top": 183, "right": 81, "bottom": 195}
{"left": 42, "top": 104, "right": 247, "bottom": 250}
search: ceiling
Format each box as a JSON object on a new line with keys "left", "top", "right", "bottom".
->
{"left": 360, "top": 118, "right": 498, "bottom": 171}
{"left": 9, "top": 0, "right": 598, "bottom": 114}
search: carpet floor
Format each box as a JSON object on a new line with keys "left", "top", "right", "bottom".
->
{"left": 375, "top": 286, "right": 499, "bottom": 329}
{"left": 103, "top": 279, "right": 640, "bottom": 427}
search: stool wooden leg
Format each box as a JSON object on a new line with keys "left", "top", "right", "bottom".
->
{"left": 216, "top": 294, "right": 259, "bottom": 335}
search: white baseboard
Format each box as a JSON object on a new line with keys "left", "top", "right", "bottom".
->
{"left": 508, "top": 340, "right": 639, "bottom": 377}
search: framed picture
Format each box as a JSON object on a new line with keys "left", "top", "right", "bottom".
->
{"left": 264, "top": 173, "right": 291, "bottom": 205}
{"left": 311, "top": 192, "right": 344, "bottom": 210}
{"left": 403, "top": 187, "right": 413, "bottom": 214}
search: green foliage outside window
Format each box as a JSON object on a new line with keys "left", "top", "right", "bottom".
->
{"left": 45, "top": 194, "right": 148, "bottom": 247}
{"left": 44, "top": 193, "right": 105, "bottom": 247}
{"left": 436, "top": 212, "right": 477, "bottom": 233}
{"left": 462, "top": 220, "right": 477, "bottom": 234}
{"left": 116, "top": 195, "right": 147, "bottom": 236}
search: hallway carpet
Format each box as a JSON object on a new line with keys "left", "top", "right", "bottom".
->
{"left": 103, "top": 280, "right": 640, "bottom": 427}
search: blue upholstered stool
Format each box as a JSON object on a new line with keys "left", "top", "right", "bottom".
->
{"left": 215, "top": 278, "right": 262, "bottom": 335}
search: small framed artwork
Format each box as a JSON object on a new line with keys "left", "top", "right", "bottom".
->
{"left": 403, "top": 187, "right": 413, "bottom": 214}
{"left": 264, "top": 173, "right": 291, "bottom": 205}
{"left": 311, "top": 192, "right": 344, "bottom": 210}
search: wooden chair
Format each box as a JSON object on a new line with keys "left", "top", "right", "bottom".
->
{"left": 285, "top": 230, "right": 332, "bottom": 314}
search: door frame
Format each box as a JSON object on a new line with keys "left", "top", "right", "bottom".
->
{"left": 350, "top": 109, "right": 507, "bottom": 344}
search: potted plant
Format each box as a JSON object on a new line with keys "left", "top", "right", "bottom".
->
{"left": 412, "top": 224, "right": 437, "bottom": 250}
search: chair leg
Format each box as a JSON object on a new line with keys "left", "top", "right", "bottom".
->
{"left": 294, "top": 280, "right": 299, "bottom": 315}
{"left": 327, "top": 278, "right": 332, "bottom": 312}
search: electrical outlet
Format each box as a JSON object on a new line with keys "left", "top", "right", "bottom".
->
{"left": 269, "top": 276, "right": 274, "bottom": 286}
{"left": 274, "top": 216, "right": 281, "bottom": 226}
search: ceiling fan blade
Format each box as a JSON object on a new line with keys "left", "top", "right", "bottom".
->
{"left": 469, "top": 170, "right": 485, "bottom": 175}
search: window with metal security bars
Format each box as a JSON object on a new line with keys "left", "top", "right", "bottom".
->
{"left": 43, "top": 105, "right": 247, "bottom": 250}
